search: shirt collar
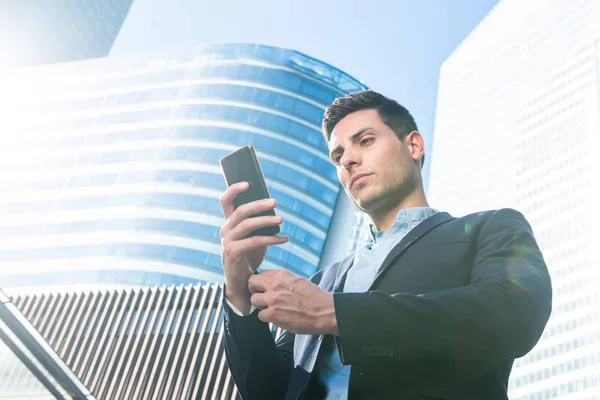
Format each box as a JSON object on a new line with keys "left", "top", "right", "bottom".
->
{"left": 368, "top": 207, "right": 438, "bottom": 245}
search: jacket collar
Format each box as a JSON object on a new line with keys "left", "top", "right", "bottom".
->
{"left": 333, "top": 211, "right": 454, "bottom": 292}
{"left": 369, "top": 211, "right": 454, "bottom": 289}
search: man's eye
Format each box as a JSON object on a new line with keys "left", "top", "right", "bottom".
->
{"left": 334, "top": 155, "right": 342, "bottom": 164}
{"left": 361, "top": 137, "right": 373, "bottom": 145}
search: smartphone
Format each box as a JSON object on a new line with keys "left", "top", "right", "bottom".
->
{"left": 219, "top": 145, "right": 280, "bottom": 237}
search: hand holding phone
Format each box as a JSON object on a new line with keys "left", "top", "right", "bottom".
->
{"left": 219, "top": 145, "right": 289, "bottom": 314}
{"left": 220, "top": 145, "right": 280, "bottom": 237}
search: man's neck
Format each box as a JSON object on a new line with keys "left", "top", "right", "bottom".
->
{"left": 370, "top": 193, "right": 430, "bottom": 232}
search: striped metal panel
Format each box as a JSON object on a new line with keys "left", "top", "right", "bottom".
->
{"left": 7, "top": 283, "right": 284, "bottom": 400}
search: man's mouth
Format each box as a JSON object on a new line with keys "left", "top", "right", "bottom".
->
{"left": 350, "top": 173, "right": 372, "bottom": 188}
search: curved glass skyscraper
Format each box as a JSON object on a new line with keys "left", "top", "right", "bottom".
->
{"left": 0, "top": 44, "right": 367, "bottom": 288}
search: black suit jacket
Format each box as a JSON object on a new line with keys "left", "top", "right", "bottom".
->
{"left": 223, "top": 208, "right": 552, "bottom": 399}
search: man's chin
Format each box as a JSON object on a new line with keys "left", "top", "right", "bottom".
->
{"left": 352, "top": 194, "right": 379, "bottom": 212}
{"left": 353, "top": 189, "right": 397, "bottom": 213}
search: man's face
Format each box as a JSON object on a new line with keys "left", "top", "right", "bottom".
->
{"left": 328, "top": 109, "right": 420, "bottom": 214}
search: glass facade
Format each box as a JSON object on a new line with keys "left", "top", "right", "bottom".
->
{"left": 428, "top": 1, "right": 600, "bottom": 399}
{"left": 0, "top": 44, "right": 367, "bottom": 288}
{"left": 0, "top": 0, "right": 133, "bottom": 68}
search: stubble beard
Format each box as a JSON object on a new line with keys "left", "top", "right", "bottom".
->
{"left": 352, "top": 176, "right": 415, "bottom": 216}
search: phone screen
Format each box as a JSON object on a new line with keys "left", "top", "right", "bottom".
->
{"left": 219, "top": 145, "right": 280, "bottom": 236}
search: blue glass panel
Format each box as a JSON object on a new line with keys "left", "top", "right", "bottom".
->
{"left": 184, "top": 126, "right": 336, "bottom": 182}
{"left": 300, "top": 80, "right": 337, "bottom": 104}
{"left": 244, "top": 133, "right": 279, "bottom": 154}
{"left": 0, "top": 236, "right": 316, "bottom": 275}
{"left": 68, "top": 105, "right": 327, "bottom": 159}
{"left": 294, "top": 100, "right": 323, "bottom": 125}
{"left": 287, "top": 121, "right": 325, "bottom": 149}
{"left": 205, "top": 199, "right": 223, "bottom": 215}
{"left": 269, "top": 188, "right": 330, "bottom": 230}
{"left": 171, "top": 82, "right": 325, "bottom": 129}
{"left": 273, "top": 164, "right": 310, "bottom": 190}
{"left": 192, "top": 64, "right": 320, "bottom": 101}
{"left": 271, "top": 92, "right": 295, "bottom": 112}
{"left": 279, "top": 222, "right": 323, "bottom": 254}
{"left": 2, "top": 217, "right": 323, "bottom": 257}
{"left": 269, "top": 69, "right": 302, "bottom": 92}
{"left": 266, "top": 246, "right": 316, "bottom": 277}
{"left": 7, "top": 193, "right": 329, "bottom": 233}
{"left": 260, "top": 160, "right": 276, "bottom": 175}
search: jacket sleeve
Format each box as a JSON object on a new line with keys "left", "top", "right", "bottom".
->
{"left": 222, "top": 292, "right": 294, "bottom": 400}
{"left": 334, "top": 208, "right": 553, "bottom": 364}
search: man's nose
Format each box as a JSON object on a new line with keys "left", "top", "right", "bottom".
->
{"left": 341, "top": 149, "right": 360, "bottom": 170}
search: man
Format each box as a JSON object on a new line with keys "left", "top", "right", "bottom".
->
{"left": 220, "top": 90, "right": 552, "bottom": 399}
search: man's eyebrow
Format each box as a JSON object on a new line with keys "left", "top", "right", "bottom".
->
{"left": 329, "top": 127, "right": 374, "bottom": 159}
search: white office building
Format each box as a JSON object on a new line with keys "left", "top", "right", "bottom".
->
{"left": 428, "top": 0, "right": 600, "bottom": 399}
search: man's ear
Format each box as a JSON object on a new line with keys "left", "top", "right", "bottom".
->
{"left": 406, "top": 131, "right": 425, "bottom": 163}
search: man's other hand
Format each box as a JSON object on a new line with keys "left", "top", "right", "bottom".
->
{"left": 249, "top": 269, "right": 338, "bottom": 335}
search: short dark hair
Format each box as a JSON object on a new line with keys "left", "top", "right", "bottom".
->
{"left": 322, "top": 90, "right": 425, "bottom": 169}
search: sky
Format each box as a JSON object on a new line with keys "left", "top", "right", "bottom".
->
{"left": 112, "top": 0, "right": 499, "bottom": 191}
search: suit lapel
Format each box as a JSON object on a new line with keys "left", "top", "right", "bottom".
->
{"left": 333, "top": 254, "right": 354, "bottom": 293}
{"left": 293, "top": 256, "right": 351, "bottom": 373}
{"left": 368, "top": 211, "right": 454, "bottom": 290}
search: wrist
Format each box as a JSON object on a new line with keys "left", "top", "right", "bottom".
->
{"left": 225, "top": 281, "right": 252, "bottom": 315}
{"left": 320, "top": 293, "right": 339, "bottom": 335}
{"left": 224, "top": 276, "right": 250, "bottom": 296}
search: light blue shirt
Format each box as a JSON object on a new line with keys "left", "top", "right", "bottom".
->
{"left": 313, "top": 207, "right": 439, "bottom": 399}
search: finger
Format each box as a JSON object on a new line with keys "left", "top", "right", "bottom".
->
{"left": 258, "top": 269, "right": 285, "bottom": 278}
{"left": 250, "top": 292, "right": 269, "bottom": 309}
{"left": 219, "top": 182, "right": 250, "bottom": 219}
{"left": 257, "top": 308, "right": 275, "bottom": 324}
{"left": 228, "top": 198, "right": 277, "bottom": 229}
{"left": 223, "top": 235, "right": 289, "bottom": 264}
{"left": 248, "top": 273, "right": 270, "bottom": 294}
{"left": 220, "top": 198, "right": 278, "bottom": 238}
{"left": 227, "top": 215, "right": 283, "bottom": 241}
